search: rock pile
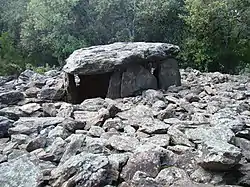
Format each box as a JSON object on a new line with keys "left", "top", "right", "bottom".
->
{"left": 0, "top": 68, "right": 250, "bottom": 187}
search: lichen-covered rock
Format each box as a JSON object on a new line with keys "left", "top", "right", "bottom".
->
{"left": 9, "top": 117, "right": 65, "bottom": 135}
{"left": 0, "top": 155, "right": 43, "bottom": 187}
{"left": 63, "top": 42, "right": 179, "bottom": 75}
{"left": 50, "top": 153, "right": 110, "bottom": 187}
{"left": 120, "top": 150, "right": 161, "bottom": 182}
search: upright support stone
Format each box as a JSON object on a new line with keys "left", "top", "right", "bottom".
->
{"left": 157, "top": 58, "right": 181, "bottom": 90}
{"left": 106, "top": 71, "right": 122, "bottom": 99}
{"left": 64, "top": 73, "right": 78, "bottom": 103}
{"left": 121, "top": 65, "right": 157, "bottom": 97}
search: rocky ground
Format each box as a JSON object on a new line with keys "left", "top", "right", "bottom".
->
{"left": 0, "top": 68, "right": 250, "bottom": 187}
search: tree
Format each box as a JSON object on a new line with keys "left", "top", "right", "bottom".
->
{"left": 90, "top": 0, "right": 185, "bottom": 44}
{"left": 181, "top": 0, "right": 250, "bottom": 73}
{"left": 135, "top": 0, "right": 185, "bottom": 44}
{"left": 0, "top": 32, "right": 26, "bottom": 75}
{"left": 21, "top": 0, "right": 89, "bottom": 65}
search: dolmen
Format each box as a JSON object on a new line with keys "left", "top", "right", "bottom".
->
{"left": 63, "top": 42, "right": 181, "bottom": 103}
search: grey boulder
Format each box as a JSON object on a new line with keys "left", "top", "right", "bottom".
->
{"left": 0, "top": 116, "right": 13, "bottom": 138}
{"left": 0, "top": 155, "right": 43, "bottom": 187}
{"left": 63, "top": 42, "right": 179, "bottom": 75}
{"left": 0, "top": 91, "right": 24, "bottom": 105}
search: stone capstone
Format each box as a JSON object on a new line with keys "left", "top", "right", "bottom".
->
{"left": 63, "top": 42, "right": 180, "bottom": 75}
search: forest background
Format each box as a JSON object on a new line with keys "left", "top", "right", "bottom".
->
{"left": 0, "top": 0, "right": 249, "bottom": 75}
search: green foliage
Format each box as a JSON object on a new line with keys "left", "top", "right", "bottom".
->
{"left": 181, "top": 0, "right": 250, "bottom": 73}
{"left": 90, "top": 0, "right": 184, "bottom": 44}
{"left": 0, "top": 32, "right": 25, "bottom": 75}
{"left": 21, "top": 0, "right": 88, "bottom": 65}
{"left": 135, "top": 0, "right": 185, "bottom": 44}
{"left": 26, "top": 63, "right": 54, "bottom": 74}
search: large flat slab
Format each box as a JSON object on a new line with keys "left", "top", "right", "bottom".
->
{"left": 63, "top": 42, "right": 179, "bottom": 75}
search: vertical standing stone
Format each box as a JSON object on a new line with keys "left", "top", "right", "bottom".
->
{"left": 64, "top": 73, "right": 78, "bottom": 103}
{"left": 106, "top": 71, "right": 122, "bottom": 99}
{"left": 121, "top": 65, "right": 157, "bottom": 97}
{"left": 157, "top": 58, "right": 181, "bottom": 90}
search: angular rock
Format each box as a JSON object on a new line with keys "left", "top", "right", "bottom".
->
{"left": 88, "top": 126, "right": 105, "bottom": 137}
{"left": 24, "top": 87, "right": 40, "bottom": 98}
{"left": 7, "top": 149, "right": 28, "bottom": 160}
{"left": 210, "top": 108, "right": 245, "bottom": 132}
{"left": 130, "top": 171, "right": 160, "bottom": 187}
{"left": 103, "top": 118, "right": 124, "bottom": 131}
{"left": 152, "top": 100, "right": 167, "bottom": 111}
{"left": 50, "top": 153, "right": 110, "bottom": 187}
{"left": 56, "top": 103, "right": 73, "bottom": 118}
{"left": 0, "top": 106, "right": 26, "bottom": 118}
{"left": 168, "top": 126, "right": 195, "bottom": 147}
{"left": 0, "top": 155, "right": 43, "bottom": 187}
{"left": 60, "top": 134, "right": 86, "bottom": 163}
{"left": 20, "top": 103, "right": 41, "bottom": 114}
{"left": 108, "top": 153, "right": 130, "bottom": 171}
{"left": 204, "top": 86, "right": 215, "bottom": 95}
{"left": 42, "top": 103, "right": 57, "bottom": 117}
{"left": 155, "top": 167, "right": 190, "bottom": 186}
{"left": 108, "top": 135, "right": 139, "bottom": 152}
{"left": 120, "top": 150, "right": 161, "bottom": 181}
{"left": 38, "top": 87, "right": 65, "bottom": 101}
{"left": 198, "top": 140, "right": 242, "bottom": 171}
{"left": 0, "top": 154, "right": 7, "bottom": 163}
{"left": 26, "top": 136, "right": 47, "bottom": 152}
{"left": 9, "top": 117, "right": 65, "bottom": 135}
{"left": 85, "top": 136, "right": 108, "bottom": 154}
{"left": 73, "top": 108, "right": 109, "bottom": 130}
{"left": 48, "top": 137, "right": 66, "bottom": 162}
{"left": 238, "top": 163, "right": 250, "bottom": 186}
{"left": 59, "top": 118, "right": 85, "bottom": 132}
{"left": 11, "top": 134, "right": 30, "bottom": 145}
{"left": 142, "top": 134, "right": 170, "bottom": 147}
{"left": 79, "top": 97, "right": 108, "bottom": 111}
{"left": 142, "top": 89, "right": 165, "bottom": 104}
{"left": 47, "top": 125, "right": 70, "bottom": 142}
{"left": 233, "top": 137, "right": 250, "bottom": 161}
{"left": 0, "top": 91, "right": 24, "bottom": 105}
{"left": 0, "top": 116, "right": 13, "bottom": 138}
{"left": 139, "top": 118, "right": 170, "bottom": 134}
{"left": 120, "top": 65, "right": 157, "bottom": 97}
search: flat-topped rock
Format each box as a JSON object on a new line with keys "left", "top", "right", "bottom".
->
{"left": 63, "top": 42, "right": 179, "bottom": 75}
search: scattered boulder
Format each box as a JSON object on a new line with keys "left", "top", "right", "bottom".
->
{"left": 50, "top": 153, "right": 110, "bottom": 187}
{"left": 0, "top": 91, "right": 24, "bottom": 105}
{"left": 0, "top": 155, "right": 43, "bottom": 187}
{"left": 0, "top": 116, "right": 13, "bottom": 138}
{"left": 120, "top": 150, "right": 161, "bottom": 182}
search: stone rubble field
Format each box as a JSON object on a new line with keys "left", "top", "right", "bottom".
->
{"left": 0, "top": 68, "right": 250, "bottom": 187}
